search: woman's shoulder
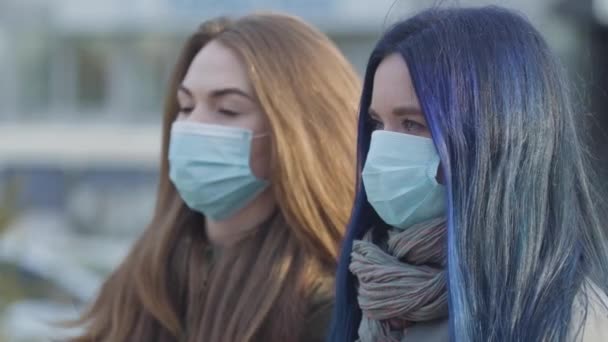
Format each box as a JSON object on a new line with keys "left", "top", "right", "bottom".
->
{"left": 570, "top": 280, "right": 608, "bottom": 341}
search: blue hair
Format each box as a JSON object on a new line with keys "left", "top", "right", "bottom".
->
{"left": 330, "top": 6, "right": 608, "bottom": 341}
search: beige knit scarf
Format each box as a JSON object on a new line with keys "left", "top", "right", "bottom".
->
{"left": 349, "top": 217, "right": 448, "bottom": 342}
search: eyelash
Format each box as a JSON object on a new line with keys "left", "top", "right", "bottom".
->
{"left": 402, "top": 120, "right": 425, "bottom": 132}
{"left": 179, "top": 107, "right": 194, "bottom": 114}
{"left": 369, "top": 117, "right": 384, "bottom": 130}
{"left": 368, "top": 117, "right": 426, "bottom": 132}
{"left": 219, "top": 109, "right": 239, "bottom": 117}
{"left": 177, "top": 107, "right": 240, "bottom": 117}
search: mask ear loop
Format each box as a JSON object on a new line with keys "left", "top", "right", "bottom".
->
{"left": 426, "top": 157, "right": 442, "bottom": 186}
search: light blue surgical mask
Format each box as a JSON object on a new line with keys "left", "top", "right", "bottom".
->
{"left": 168, "top": 121, "right": 269, "bottom": 221}
{"left": 361, "top": 130, "right": 446, "bottom": 229}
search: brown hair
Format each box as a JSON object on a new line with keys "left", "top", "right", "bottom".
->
{"left": 70, "top": 13, "right": 360, "bottom": 341}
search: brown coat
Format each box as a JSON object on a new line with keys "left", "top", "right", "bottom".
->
{"left": 299, "top": 276, "right": 335, "bottom": 342}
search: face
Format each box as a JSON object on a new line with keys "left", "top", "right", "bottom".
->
{"left": 368, "top": 53, "right": 430, "bottom": 138}
{"left": 177, "top": 40, "right": 271, "bottom": 179}
{"left": 369, "top": 53, "right": 443, "bottom": 182}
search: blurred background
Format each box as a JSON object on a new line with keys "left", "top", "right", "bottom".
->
{"left": 0, "top": 0, "right": 607, "bottom": 341}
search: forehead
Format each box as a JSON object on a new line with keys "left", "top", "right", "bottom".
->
{"left": 370, "top": 53, "right": 420, "bottom": 112}
{"left": 182, "top": 39, "right": 253, "bottom": 94}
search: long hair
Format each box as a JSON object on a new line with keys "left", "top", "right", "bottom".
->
{"left": 71, "top": 13, "right": 360, "bottom": 341}
{"left": 330, "top": 6, "right": 608, "bottom": 341}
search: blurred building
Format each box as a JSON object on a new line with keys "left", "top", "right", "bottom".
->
{"left": 1, "top": 0, "right": 599, "bottom": 219}
{"left": 0, "top": 0, "right": 606, "bottom": 340}
{"left": 0, "top": 0, "right": 393, "bottom": 123}
{"left": 0, "top": 0, "right": 588, "bottom": 124}
{"left": 583, "top": 0, "right": 608, "bottom": 182}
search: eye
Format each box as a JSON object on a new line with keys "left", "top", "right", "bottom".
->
{"left": 179, "top": 106, "right": 194, "bottom": 115}
{"left": 402, "top": 119, "right": 426, "bottom": 133}
{"left": 368, "top": 116, "right": 384, "bottom": 131}
{"left": 176, "top": 91, "right": 194, "bottom": 115}
{"left": 218, "top": 109, "right": 240, "bottom": 117}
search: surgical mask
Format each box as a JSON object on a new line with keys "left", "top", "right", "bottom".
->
{"left": 361, "top": 130, "right": 446, "bottom": 229}
{"left": 168, "top": 121, "right": 269, "bottom": 220}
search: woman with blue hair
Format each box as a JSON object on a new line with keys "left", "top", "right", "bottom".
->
{"left": 330, "top": 6, "right": 608, "bottom": 342}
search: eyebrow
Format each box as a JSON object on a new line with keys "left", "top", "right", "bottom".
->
{"left": 210, "top": 88, "right": 253, "bottom": 101}
{"left": 393, "top": 106, "right": 422, "bottom": 116}
{"left": 368, "top": 106, "right": 422, "bottom": 117}
{"left": 178, "top": 85, "right": 253, "bottom": 101}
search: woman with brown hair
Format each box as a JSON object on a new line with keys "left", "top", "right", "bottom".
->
{"left": 70, "top": 13, "right": 360, "bottom": 342}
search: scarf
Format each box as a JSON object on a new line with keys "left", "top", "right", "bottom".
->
{"left": 349, "top": 217, "right": 448, "bottom": 342}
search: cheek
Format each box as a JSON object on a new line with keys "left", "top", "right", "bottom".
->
{"left": 249, "top": 136, "right": 271, "bottom": 180}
